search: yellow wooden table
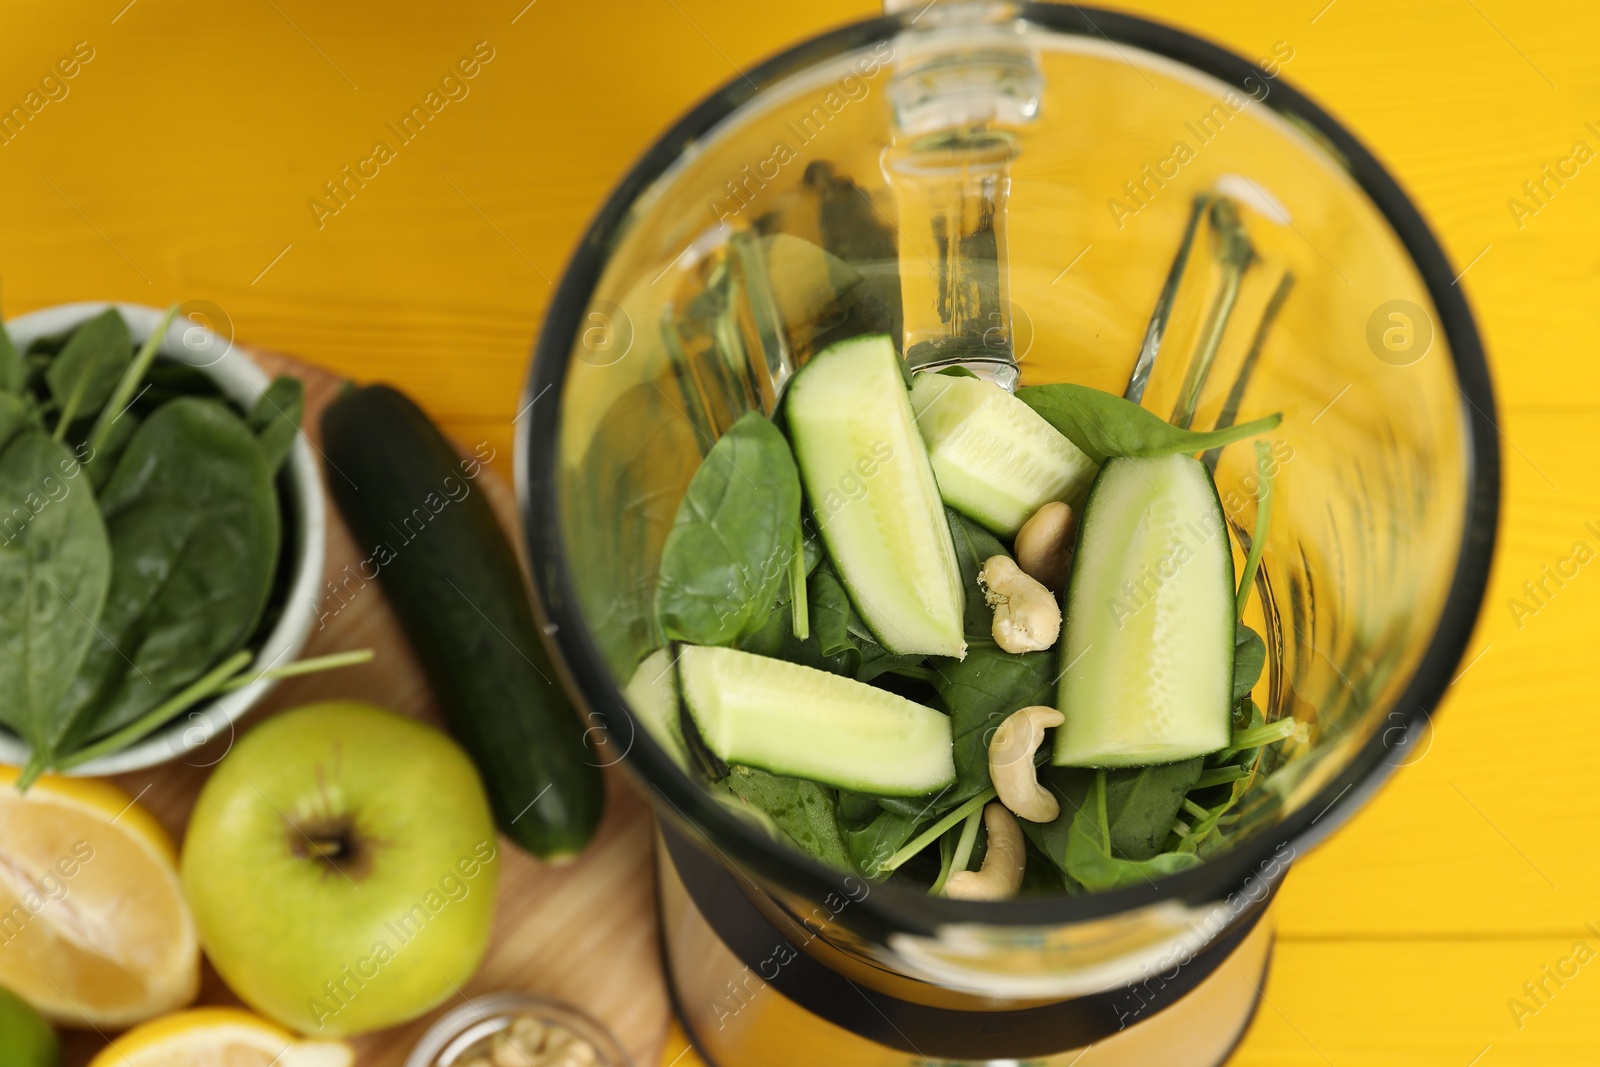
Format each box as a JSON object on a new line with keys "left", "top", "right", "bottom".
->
{"left": 3, "top": 1, "right": 1597, "bottom": 1064}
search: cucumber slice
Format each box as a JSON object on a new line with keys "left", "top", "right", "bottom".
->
{"left": 679, "top": 645, "right": 956, "bottom": 795}
{"left": 910, "top": 372, "right": 1099, "bottom": 537}
{"left": 623, "top": 647, "right": 687, "bottom": 770}
{"left": 785, "top": 334, "right": 966, "bottom": 658}
{"left": 1054, "top": 454, "right": 1234, "bottom": 767}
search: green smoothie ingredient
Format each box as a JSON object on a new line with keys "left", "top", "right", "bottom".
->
{"left": 322, "top": 383, "right": 605, "bottom": 861}
{"left": 639, "top": 331, "right": 1292, "bottom": 896}
{"left": 0, "top": 307, "right": 356, "bottom": 784}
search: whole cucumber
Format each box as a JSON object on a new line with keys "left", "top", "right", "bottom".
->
{"left": 321, "top": 384, "right": 602, "bottom": 860}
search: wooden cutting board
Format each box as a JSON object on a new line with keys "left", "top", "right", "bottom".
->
{"left": 59, "top": 353, "right": 672, "bottom": 1067}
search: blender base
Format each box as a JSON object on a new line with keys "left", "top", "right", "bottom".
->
{"left": 656, "top": 832, "right": 1272, "bottom": 1067}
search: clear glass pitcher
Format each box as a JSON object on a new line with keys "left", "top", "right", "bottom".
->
{"left": 517, "top": 0, "right": 1497, "bottom": 1014}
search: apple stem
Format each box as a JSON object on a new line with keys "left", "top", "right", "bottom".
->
{"left": 289, "top": 817, "right": 370, "bottom": 878}
{"left": 306, "top": 837, "right": 346, "bottom": 860}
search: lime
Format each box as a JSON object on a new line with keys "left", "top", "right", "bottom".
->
{"left": 0, "top": 984, "right": 59, "bottom": 1067}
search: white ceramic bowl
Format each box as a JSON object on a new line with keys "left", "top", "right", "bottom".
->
{"left": 0, "top": 302, "right": 326, "bottom": 775}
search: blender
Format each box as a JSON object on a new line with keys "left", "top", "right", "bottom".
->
{"left": 516, "top": 3, "right": 1500, "bottom": 1064}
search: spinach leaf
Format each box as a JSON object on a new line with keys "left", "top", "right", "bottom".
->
{"left": 1016, "top": 383, "right": 1281, "bottom": 466}
{"left": 0, "top": 316, "right": 23, "bottom": 393}
{"left": 248, "top": 374, "right": 304, "bottom": 475}
{"left": 722, "top": 766, "right": 854, "bottom": 873}
{"left": 1233, "top": 623, "right": 1265, "bottom": 702}
{"left": 1102, "top": 759, "right": 1204, "bottom": 860}
{"left": 744, "top": 556, "right": 920, "bottom": 683}
{"left": 800, "top": 523, "right": 822, "bottom": 575}
{"left": 53, "top": 398, "right": 280, "bottom": 752}
{"left": 1024, "top": 759, "right": 1204, "bottom": 885}
{"left": 742, "top": 572, "right": 844, "bottom": 671}
{"left": 808, "top": 559, "right": 923, "bottom": 682}
{"left": 945, "top": 507, "right": 1008, "bottom": 640}
{"left": 655, "top": 411, "right": 802, "bottom": 647}
{"left": 849, "top": 627, "right": 924, "bottom": 682}
{"left": 852, "top": 642, "right": 1055, "bottom": 879}
{"left": 24, "top": 332, "right": 71, "bottom": 358}
{"left": 810, "top": 559, "right": 855, "bottom": 657}
{"left": 1020, "top": 769, "right": 1082, "bottom": 881}
{"left": 1060, "top": 771, "right": 1202, "bottom": 891}
{"left": 1021, "top": 835, "right": 1072, "bottom": 893}
{"left": 835, "top": 788, "right": 966, "bottom": 881}
{"left": 841, "top": 807, "right": 926, "bottom": 879}
{"left": 0, "top": 432, "right": 112, "bottom": 764}
{"left": 135, "top": 361, "right": 227, "bottom": 409}
{"left": 80, "top": 309, "right": 178, "bottom": 479}
{"left": 874, "top": 794, "right": 938, "bottom": 817}
{"left": 0, "top": 392, "right": 34, "bottom": 454}
{"left": 931, "top": 643, "right": 1054, "bottom": 802}
{"left": 44, "top": 309, "right": 132, "bottom": 435}
{"left": 1065, "top": 812, "right": 1203, "bottom": 891}
{"left": 739, "top": 594, "right": 816, "bottom": 664}
{"left": 85, "top": 411, "right": 140, "bottom": 492}
{"left": 834, "top": 790, "right": 881, "bottom": 826}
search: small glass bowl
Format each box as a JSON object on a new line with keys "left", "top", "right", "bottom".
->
{"left": 405, "top": 992, "right": 633, "bottom": 1067}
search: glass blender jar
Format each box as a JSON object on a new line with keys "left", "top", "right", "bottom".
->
{"left": 516, "top": 4, "right": 1499, "bottom": 1064}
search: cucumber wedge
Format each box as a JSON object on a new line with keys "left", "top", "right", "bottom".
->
{"left": 679, "top": 645, "right": 956, "bottom": 795}
{"left": 1054, "top": 454, "right": 1234, "bottom": 767}
{"left": 623, "top": 647, "right": 688, "bottom": 770}
{"left": 785, "top": 335, "right": 966, "bottom": 658}
{"left": 910, "top": 372, "right": 1099, "bottom": 537}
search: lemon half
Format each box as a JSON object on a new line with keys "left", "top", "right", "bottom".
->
{"left": 88, "top": 1007, "right": 354, "bottom": 1067}
{"left": 0, "top": 766, "right": 199, "bottom": 1027}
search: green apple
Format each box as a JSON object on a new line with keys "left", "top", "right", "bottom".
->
{"left": 181, "top": 702, "right": 500, "bottom": 1037}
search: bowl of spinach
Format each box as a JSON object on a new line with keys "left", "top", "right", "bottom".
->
{"left": 0, "top": 302, "right": 327, "bottom": 780}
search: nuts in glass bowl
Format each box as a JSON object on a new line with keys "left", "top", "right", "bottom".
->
{"left": 405, "top": 993, "right": 630, "bottom": 1067}
{"left": 456, "top": 1012, "right": 597, "bottom": 1067}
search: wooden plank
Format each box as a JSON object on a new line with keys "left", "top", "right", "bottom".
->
{"left": 1235, "top": 937, "right": 1600, "bottom": 1067}
{"left": 656, "top": 935, "right": 1600, "bottom": 1067}
{"left": 1275, "top": 408, "right": 1600, "bottom": 938}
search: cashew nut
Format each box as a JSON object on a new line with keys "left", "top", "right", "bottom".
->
{"left": 481, "top": 1018, "right": 598, "bottom": 1067}
{"left": 989, "top": 705, "right": 1065, "bottom": 822}
{"left": 944, "top": 803, "right": 1026, "bottom": 901}
{"left": 509, "top": 1018, "right": 547, "bottom": 1057}
{"left": 978, "top": 555, "right": 1061, "bottom": 653}
{"left": 1014, "top": 501, "right": 1076, "bottom": 593}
